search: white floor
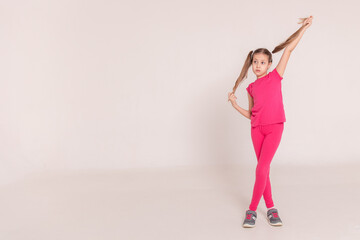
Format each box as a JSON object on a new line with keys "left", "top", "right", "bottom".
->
{"left": 0, "top": 163, "right": 359, "bottom": 240}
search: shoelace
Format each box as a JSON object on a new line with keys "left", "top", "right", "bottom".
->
{"left": 246, "top": 212, "right": 256, "bottom": 220}
{"left": 269, "top": 211, "right": 279, "bottom": 218}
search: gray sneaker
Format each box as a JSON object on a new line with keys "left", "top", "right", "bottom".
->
{"left": 242, "top": 210, "right": 257, "bottom": 228}
{"left": 267, "top": 208, "right": 283, "bottom": 226}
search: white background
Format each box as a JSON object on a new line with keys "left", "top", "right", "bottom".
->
{"left": 1, "top": 0, "right": 359, "bottom": 185}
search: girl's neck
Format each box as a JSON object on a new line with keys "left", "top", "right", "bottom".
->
{"left": 256, "top": 72, "right": 268, "bottom": 79}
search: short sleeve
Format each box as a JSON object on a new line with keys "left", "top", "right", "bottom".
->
{"left": 246, "top": 83, "right": 253, "bottom": 97}
{"left": 271, "top": 68, "right": 283, "bottom": 81}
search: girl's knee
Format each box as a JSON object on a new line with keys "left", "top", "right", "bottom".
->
{"left": 256, "top": 164, "right": 270, "bottom": 177}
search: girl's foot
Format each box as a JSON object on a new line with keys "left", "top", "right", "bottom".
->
{"left": 242, "top": 210, "right": 257, "bottom": 228}
{"left": 267, "top": 208, "right": 283, "bottom": 226}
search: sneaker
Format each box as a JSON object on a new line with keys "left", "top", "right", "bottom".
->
{"left": 267, "top": 208, "right": 283, "bottom": 226}
{"left": 242, "top": 210, "right": 257, "bottom": 228}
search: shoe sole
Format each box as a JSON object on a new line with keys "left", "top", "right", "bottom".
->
{"left": 243, "top": 223, "right": 256, "bottom": 228}
{"left": 267, "top": 216, "right": 283, "bottom": 226}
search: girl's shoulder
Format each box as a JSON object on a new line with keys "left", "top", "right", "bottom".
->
{"left": 269, "top": 68, "right": 283, "bottom": 81}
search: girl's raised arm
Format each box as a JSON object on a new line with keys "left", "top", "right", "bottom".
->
{"left": 275, "top": 16, "right": 313, "bottom": 77}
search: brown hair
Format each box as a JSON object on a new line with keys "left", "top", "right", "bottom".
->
{"left": 231, "top": 18, "right": 309, "bottom": 94}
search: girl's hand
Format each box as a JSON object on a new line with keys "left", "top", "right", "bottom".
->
{"left": 228, "top": 92, "right": 237, "bottom": 105}
{"left": 298, "top": 15, "right": 313, "bottom": 29}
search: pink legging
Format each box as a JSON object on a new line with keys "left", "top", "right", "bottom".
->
{"left": 249, "top": 122, "right": 284, "bottom": 211}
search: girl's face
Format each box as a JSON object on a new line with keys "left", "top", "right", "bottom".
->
{"left": 252, "top": 53, "right": 271, "bottom": 79}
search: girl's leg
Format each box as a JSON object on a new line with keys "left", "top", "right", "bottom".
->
{"left": 250, "top": 127, "right": 274, "bottom": 209}
{"left": 249, "top": 123, "right": 284, "bottom": 212}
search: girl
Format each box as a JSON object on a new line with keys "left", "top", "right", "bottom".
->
{"left": 227, "top": 16, "right": 313, "bottom": 228}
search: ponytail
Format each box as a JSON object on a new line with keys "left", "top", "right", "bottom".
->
{"left": 272, "top": 17, "right": 309, "bottom": 53}
{"left": 231, "top": 50, "right": 253, "bottom": 94}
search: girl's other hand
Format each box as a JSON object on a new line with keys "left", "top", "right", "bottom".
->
{"left": 298, "top": 15, "right": 313, "bottom": 29}
{"left": 228, "top": 92, "right": 237, "bottom": 105}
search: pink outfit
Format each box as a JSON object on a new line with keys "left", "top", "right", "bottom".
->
{"left": 249, "top": 122, "right": 284, "bottom": 211}
{"left": 246, "top": 68, "right": 286, "bottom": 127}
{"left": 246, "top": 68, "right": 286, "bottom": 212}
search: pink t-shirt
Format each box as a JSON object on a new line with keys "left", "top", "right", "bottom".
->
{"left": 246, "top": 68, "right": 286, "bottom": 127}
